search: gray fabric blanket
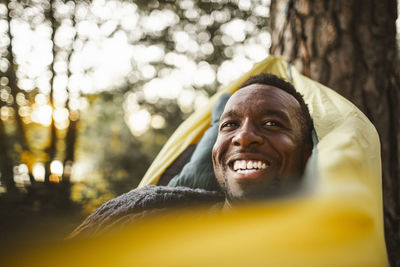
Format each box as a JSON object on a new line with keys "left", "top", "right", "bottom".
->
{"left": 69, "top": 185, "right": 224, "bottom": 238}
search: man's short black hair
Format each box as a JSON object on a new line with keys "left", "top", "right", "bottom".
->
{"left": 239, "top": 73, "right": 314, "bottom": 145}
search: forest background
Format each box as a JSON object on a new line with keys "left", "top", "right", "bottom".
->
{"left": 0, "top": 0, "right": 272, "bottom": 245}
{"left": 0, "top": 0, "right": 399, "bottom": 262}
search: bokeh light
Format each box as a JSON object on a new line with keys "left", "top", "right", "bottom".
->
{"left": 32, "top": 162, "right": 45, "bottom": 182}
{"left": 50, "top": 160, "right": 63, "bottom": 176}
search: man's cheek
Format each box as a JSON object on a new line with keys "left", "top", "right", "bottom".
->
{"left": 211, "top": 151, "right": 219, "bottom": 172}
{"left": 212, "top": 140, "right": 223, "bottom": 163}
{"left": 274, "top": 135, "right": 297, "bottom": 153}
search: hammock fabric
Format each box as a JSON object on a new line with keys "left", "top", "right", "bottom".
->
{"left": 8, "top": 56, "right": 388, "bottom": 267}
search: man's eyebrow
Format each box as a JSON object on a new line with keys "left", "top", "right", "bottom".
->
{"left": 220, "top": 109, "right": 291, "bottom": 122}
{"left": 220, "top": 110, "right": 238, "bottom": 121}
{"left": 261, "top": 109, "right": 290, "bottom": 122}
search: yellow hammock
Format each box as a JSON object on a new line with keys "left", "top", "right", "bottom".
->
{"left": 8, "top": 56, "right": 388, "bottom": 267}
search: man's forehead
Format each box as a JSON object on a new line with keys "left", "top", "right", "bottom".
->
{"left": 222, "top": 84, "right": 301, "bottom": 115}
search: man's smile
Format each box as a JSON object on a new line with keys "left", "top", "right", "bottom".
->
{"left": 227, "top": 157, "right": 273, "bottom": 180}
{"left": 232, "top": 159, "right": 269, "bottom": 171}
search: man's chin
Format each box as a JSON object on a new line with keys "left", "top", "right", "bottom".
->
{"left": 224, "top": 177, "right": 302, "bottom": 202}
{"left": 226, "top": 190, "right": 273, "bottom": 202}
{"left": 224, "top": 184, "right": 275, "bottom": 202}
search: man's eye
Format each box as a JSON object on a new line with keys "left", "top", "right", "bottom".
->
{"left": 264, "top": 121, "right": 280, "bottom": 127}
{"left": 221, "top": 121, "right": 238, "bottom": 129}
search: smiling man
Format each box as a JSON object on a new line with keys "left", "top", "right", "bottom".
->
{"left": 213, "top": 74, "right": 314, "bottom": 201}
{"left": 70, "top": 74, "right": 314, "bottom": 238}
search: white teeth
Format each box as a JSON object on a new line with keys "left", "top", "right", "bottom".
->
{"left": 240, "top": 160, "right": 246, "bottom": 169}
{"left": 247, "top": 161, "right": 252, "bottom": 169}
{"left": 233, "top": 160, "right": 269, "bottom": 171}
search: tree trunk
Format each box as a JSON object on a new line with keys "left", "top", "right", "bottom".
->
{"left": 63, "top": 118, "right": 78, "bottom": 182}
{"left": 62, "top": 3, "right": 79, "bottom": 184}
{"left": 4, "top": 0, "right": 35, "bottom": 184}
{"left": 270, "top": 0, "right": 400, "bottom": 264}
{"left": 0, "top": 119, "right": 17, "bottom": 194}
{"left": 44, "top": 0, "right": 58, "bottom": 184}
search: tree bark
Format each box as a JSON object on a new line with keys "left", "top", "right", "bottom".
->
{"left": 270, "top": 0, "right": 400, "bottom": 264}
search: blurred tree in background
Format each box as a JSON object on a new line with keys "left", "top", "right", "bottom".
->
{"left": 269, "top": 0, "right": 399, "bottom": 264}
{"left": 0, "top": 0, "right": 270, "bottom": 243}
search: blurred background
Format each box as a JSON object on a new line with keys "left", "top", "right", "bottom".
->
{"left": 0, "top": 0, "right": 399, "bottom": 251}
{"left": 0, "top": 0, "right": 271, "bottom": 245}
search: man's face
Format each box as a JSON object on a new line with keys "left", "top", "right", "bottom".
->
{"left": 212, "top": 84, "right": 311, "bottom": 200}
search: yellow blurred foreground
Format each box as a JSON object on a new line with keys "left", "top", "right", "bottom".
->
{"left": 5, "top": 194, "right": 385, "bottom": 267}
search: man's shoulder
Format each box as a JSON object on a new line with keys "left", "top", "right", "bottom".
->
{"left": 111, "top": 185, "right": 224, "bottom": 212}
{"left": 69, "top": 185, "right": 224, "bottom": 239}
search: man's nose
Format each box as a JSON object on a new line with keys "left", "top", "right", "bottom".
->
{"left": 232, "top": 121, "right": 263, "bottom": 147}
